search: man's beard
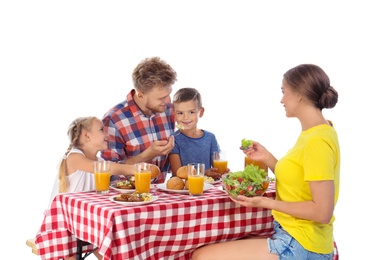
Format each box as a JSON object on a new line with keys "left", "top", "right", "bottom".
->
{"left": 148, "top": 104, "right": 166, "bottom": 114}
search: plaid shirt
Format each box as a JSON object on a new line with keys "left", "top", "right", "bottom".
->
{"left": 101, "top": 89, "right": 175, "bottom": 176}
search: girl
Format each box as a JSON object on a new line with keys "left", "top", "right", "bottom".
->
{"left": 48, "top": 116, "right": 158, "bottom": 260}
{"left": 49, "top": 116, "right": 138, "bottom": 203}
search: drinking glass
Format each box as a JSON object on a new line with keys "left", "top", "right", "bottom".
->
{"left": 213, "top": 151, "right": 228, "bottom": 174}
{"left": 94, "top": 161, "right": 111, "bottom": 194}
{"left": 135, "top": 162, "right": 152, "bottom": 193}
{"left": 244, "top": 156, "right": 268, "bottom": 172}
{"left": 187, "top": 163, "right": 205, "bottom": 196}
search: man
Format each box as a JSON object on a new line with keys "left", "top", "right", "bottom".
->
{"left": 101, "top": 57, "right": 177, "bottom": 182}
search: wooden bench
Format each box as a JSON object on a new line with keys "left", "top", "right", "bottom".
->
{"left": 26, "top": 238, "right": 38, "bottom": 255}
{"left": 26, "top": 237, "right": 98, "bottom": 259}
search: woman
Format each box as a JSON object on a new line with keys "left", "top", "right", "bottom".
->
{"left": 192, "top": 64, "right": 340, "bottom": 260}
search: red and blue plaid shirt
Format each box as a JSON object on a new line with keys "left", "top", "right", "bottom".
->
{"left": 101, "top": 90, "right": 175, "bottom": 177}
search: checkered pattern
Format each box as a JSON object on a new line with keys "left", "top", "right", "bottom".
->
{"left": 35, "top": 185, "right": 275, "bottom": 260}
{"left": 101, "top": 90, "right": 174, "bottom": 173}
{"left": 35, "top": 184, "right": 338, "bottom": 260}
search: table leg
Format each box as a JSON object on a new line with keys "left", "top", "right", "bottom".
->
{"left": 76, "top": 239, "right": 98, "bottom": 260}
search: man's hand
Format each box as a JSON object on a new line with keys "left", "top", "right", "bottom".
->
{"left": 150, "top": 135, "right": 175, "bottom": 157}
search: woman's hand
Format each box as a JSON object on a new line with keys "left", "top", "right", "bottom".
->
{"left": 242, "top": 141, "right": 277, "bottom": 173}
{"left": 230, "top": 194, "right": 270, "bottom": 208}
{"left": 242, "top": 141, "right": 267, "bottom": 161}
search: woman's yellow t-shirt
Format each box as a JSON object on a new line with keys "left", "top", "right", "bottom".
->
{"left": 273, "top": 124, "right": 340, "bottom": 254}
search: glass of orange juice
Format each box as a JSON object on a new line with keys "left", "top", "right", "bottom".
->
{"left": 135, "top": 163, "right": 152, "bottom": 193}
{"left": 213, "top": 151, "right": 228, "bottom": 174}
{"left": 94, "top": 161, "right": 111, "bottom": 194}
{"left": 187, "top": 163, "right": 205, "bottom": 196}
{"left": 244, "top": 156, "right": 268, "bottom": 172}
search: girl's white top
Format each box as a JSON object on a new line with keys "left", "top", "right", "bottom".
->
{"left": 48, "top": 148, "right": 102, "bottom": 208}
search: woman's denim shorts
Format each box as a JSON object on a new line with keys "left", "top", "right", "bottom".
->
{"left": 268, "top": 220, "right": 333, "bottom": 260}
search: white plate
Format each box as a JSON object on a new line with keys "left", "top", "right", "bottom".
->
{"left": 109, "top": 195, "right": 158, "bottom": 206}
{"left": 111, "top": 184, "right": 156, "bottom": 193}
{"left": 110, "top": 180, "right": 135, "bottom": 193}
{"left": 205, "top": 179, "right": 222, "bottom": 185}
{"left": 156, "top": 183, "right": 213, "bottom": 194}
{"left": 110, "top": 185, "right": 135, "bottom": 193}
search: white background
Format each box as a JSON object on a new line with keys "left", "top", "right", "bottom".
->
{"left": 1, "top": 1, "right": 370, "bottom": 259}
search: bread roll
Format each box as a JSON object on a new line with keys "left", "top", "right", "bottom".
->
{"left": 166, "top": 176, "right": 185, "bottom": 190}
{"left": 176, "top": 166, "right": 188, "bottom": 179}
{"left": 184, "top": 179, "right": 189, "bottom": 190}
{"left": 151, "top": 165, "right": 161, "bottom": 179}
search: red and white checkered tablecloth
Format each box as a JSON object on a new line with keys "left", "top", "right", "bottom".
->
{"left": 35, "top": 184, "right": 275, "bottom": 260}
{"left": 35, "top": 183, "right": 339, "bottom": 260}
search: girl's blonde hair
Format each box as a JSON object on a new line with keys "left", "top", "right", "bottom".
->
{"left": 58, "top": 116, "right": 98, "bottom": 192}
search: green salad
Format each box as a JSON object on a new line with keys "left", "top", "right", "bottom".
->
{"left": 240, "top": 138, "right": 253, "bottom": 150}
{"left": 223, "top": 164, "right": 273, "bottom": 197}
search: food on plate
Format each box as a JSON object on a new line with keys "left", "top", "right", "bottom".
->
{"left": 116, "top": 176, "right": 135, "bottom": 189}
{"left": 223, "top": 164, "right": 273, "bottom": 197}
{"left": 240, "top": 138, "right": 253, "bottom": 150}
{"left": 151, "top": 164, "right": 161, "bottom": 179}
{"left": 176, "top": 124, "right": 184, "bottom": 130}
{"left": 204, "top": 176, "right": 215, "bottom": 183}
{"left": 176, "top": 166, "right": 188, "bottom": 179}
{"left": 166, "top": 176, "right": 185, "bottom": 190}
{"left": 113, "top": 192, "right": 152, "bottom": 202}
{"left": 205, "top": 171, "right": 221, "bottom": 181}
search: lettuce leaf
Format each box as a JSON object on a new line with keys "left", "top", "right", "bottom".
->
{"left": 223, "top": 164, "right": 269, "bottom": 197}
{"left": 241, "top": 138, "right": 253, "bottom": 149}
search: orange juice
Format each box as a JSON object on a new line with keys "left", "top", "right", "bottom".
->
{"left": 188, "top": 175, "right": 204, "bottom": 195}
{"left": 135, "top": 171, "right": 151, "bottom": 193}
{"left": 94, "top": 172, "right": 111, "bottom": 192}
{"left": 213, "top": 160, "right": 228, "bottom": 174}
{"left": 244, "top": 157, "right": 268, "bottom": 172}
